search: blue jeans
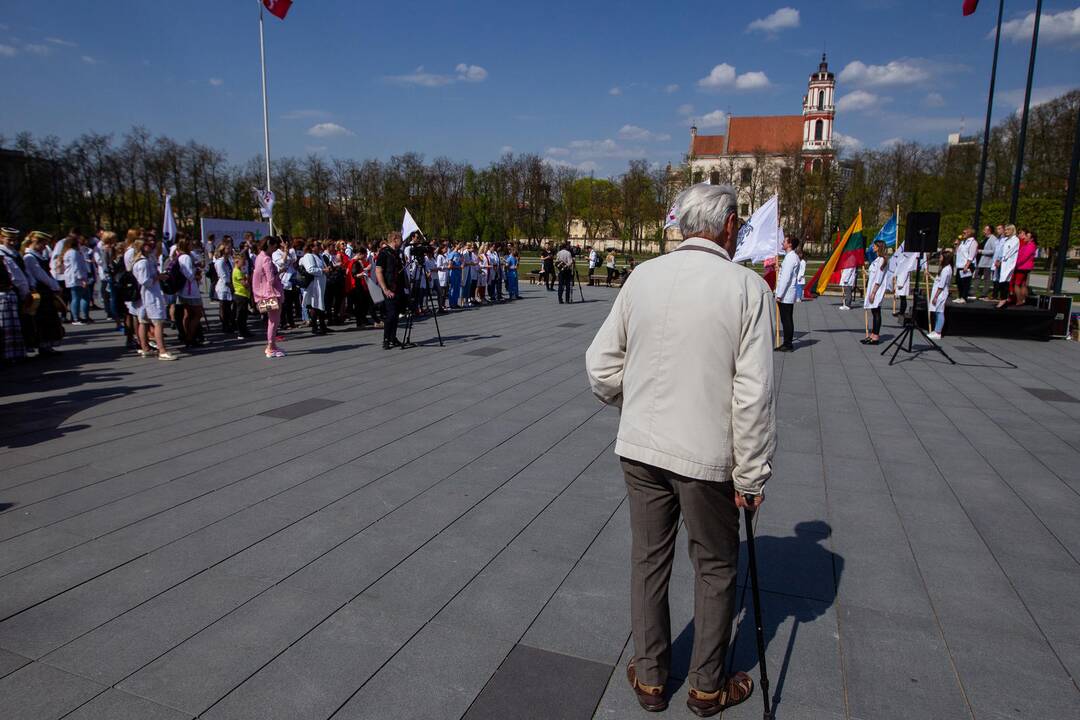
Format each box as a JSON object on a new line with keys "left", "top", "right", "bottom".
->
{"left": 507, "top": 271, "right": 519, "bottom": 298}
{"left": 933, "top": 311, "right": 945, "bottom": 334}
{"left": 70, "top": 285, "right": 90, "bottom": 320}
{"left": 448, "top": 270, "right": 462, "bottom": 307}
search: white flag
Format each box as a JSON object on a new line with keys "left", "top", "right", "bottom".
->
{"left": 732, "top": 195, "right": 781, "bottom": 264}
{"left": 162, "top": 193, "right": 178, "bottom": 246}
{"left": 663, "top": 202, "right": 679, "bottom": 230}
{"left": 402, "top": 208, "right": 422, "bottom": 242}
{"left": 253, "top": 188, "right": 275, "bottom": 219}
{"left": 889, "top": 242, "right": 920, "bottom": 276}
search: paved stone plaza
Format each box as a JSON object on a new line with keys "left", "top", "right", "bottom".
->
{"left": 1, "top": 283, "right": 1079, "bottom": 720}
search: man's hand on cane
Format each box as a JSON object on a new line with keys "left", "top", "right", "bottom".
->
{"left": 735, "top": 492, "right": 764, "bottom": 510}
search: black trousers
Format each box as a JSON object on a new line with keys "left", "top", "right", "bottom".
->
{"left": 957, "top": 274, "right": 972, "bottom": 301}
{"left": 897, "top": 296, "right": 908, "bottom": 316}
{"left": 383, "top": 294, "right": 399, "bottom": 344}
{"left": 218, "top": 299, "right": 235, "bottom": 333}
{"left": 283, "top": 287, "right": 301, "bottom": 326}
{"left": 870, "top": 307, "right": 882, "bottom": 335}
{"left": 558, "top": 269, "right": 574, "bottom": 303}
{"left": 778, "top": 302, "right": 794, "bottom": 347}
{"left": 544, "top": 266, "right": 555, "bottom": 290}
{"left": 234, "top": 300, "right": 250, "bottom": 336}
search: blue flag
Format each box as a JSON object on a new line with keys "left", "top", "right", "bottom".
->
{"left": 865, "top": 213, "right": 898, "bottom": 263}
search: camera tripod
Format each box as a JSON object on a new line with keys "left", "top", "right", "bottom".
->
{"left": 399, "top": 255, "right": 444, "bottom": 349}
{"left": 571, "top": 262, "right": 586, "bottom": 302}
{"left": 880, "top": 256, "right": 955, "bottom": 366}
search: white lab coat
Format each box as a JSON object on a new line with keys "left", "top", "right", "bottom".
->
{"left": 775, "top": 252, "right": 800, "bottom": 304}
{"left": 956, "top": 238, "right": 978, "bottom": 277}
{"left": 998, "top": 235, "right": 1019, "bottom": 283}
{"left": 299, "top": 252, "right": 326, "bottom": 310}
{"left": 931, "top": 265, "right": 953, "bottom": 313}
{"left": 213, "top": 257, "right": 233, "bottom": 301}
{"left": 863, "top": 257, "right": 889, "bottom": 309}
{"left": 840, "top": 266, "right": 857, "bottom": 287}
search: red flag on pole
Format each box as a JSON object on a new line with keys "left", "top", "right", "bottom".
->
{"left": 962, "top": 0, "right": 979, "bottom": 15}
{"left": 262, "top": 0, "right": 292, "bottom": 20}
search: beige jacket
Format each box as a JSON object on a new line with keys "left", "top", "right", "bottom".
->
{"left": 585, "top": 238, "right": 776, "bottom": 494}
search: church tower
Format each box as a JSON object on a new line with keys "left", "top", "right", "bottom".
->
{"left": 802, "top": 54, "right": 835, "bottom": 154}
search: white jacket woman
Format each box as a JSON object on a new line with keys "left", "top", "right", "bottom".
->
{"left": 213, "top": 255, "right": 233, "bottom": 301}
{"left": 863, "top": 256, "right": 888, "bottom": 309}
{"left": 299, "top": 250, "right": 326, "bottom": 311}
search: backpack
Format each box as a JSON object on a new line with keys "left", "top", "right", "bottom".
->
{"left": 115, "top": 269, "right": 139, "bottom": 304}
{"left": 159, "top": 255, "right": 186, "bottom": 295}
{"left": 295, "top": 263, "right": 314, "bottom": 289}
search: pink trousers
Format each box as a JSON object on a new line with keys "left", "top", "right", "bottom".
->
{"left": 266, "top": 307, "right": 280, "bottom": 346}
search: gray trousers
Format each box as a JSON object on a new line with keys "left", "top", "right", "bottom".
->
{"left": 843, "top": 284, "right": 855, "bottom": 306}
{"left": 622, "top": 458, "right": 740, "bottom": 693}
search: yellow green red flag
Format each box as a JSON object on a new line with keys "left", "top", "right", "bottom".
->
{"left": 810, "top": 209, "right": 865, "bottom": 296}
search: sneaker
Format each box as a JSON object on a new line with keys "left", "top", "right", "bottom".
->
{"left": 157, "top": 352, "right": 178, "bottom": 361}
{"left": 838, "top": 305, "right": 849, "bottom": 311}
{"left": 149, "top": 340, "right": 158, "bottom": 350}
{"left": 71, "top": 320, "right": 84, "bottom": 326}
{"left": 953, "top": 298, "right": 966, "bottom": 304}
{"left": 927, "top": 331, "right": 942, "bottom": 340}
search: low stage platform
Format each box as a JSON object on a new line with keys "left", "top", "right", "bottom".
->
{"left": 914, "top": 299, "right": 1054, "bottom": 341}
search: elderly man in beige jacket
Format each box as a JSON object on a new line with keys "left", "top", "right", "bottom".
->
{"left": 586, "top": 183, "right": 776, "bottom": 717}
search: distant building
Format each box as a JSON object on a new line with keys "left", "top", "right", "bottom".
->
{"left": 688, "top": 55, "right": 838, "bottom": 219}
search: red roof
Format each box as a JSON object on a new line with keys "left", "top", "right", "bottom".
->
{"left": 690, "top": 134, "right": 726, "bottom": 156}
{"left": 725, "top": 115, "right": 803, "bottom": 154}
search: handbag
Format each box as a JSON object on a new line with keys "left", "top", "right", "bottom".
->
{"left": 256, "top": 297, "right": 280, "bottom": 312}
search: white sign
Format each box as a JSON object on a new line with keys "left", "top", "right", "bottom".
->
{"left": 200, "top": 218, "right": 271, "bottom": 248}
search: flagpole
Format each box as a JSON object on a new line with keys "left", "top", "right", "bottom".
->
{"left": 972, "top": 0, "right": 1004, "bottom": 234}
{"left": 258, "top": 0, "right": 275, "bottom": 236}
{"left": 1009, "top": 0, "right": 1043, "bottom": 224}
{"left": 775, "top": 197, "right": 782, "bottom": 348}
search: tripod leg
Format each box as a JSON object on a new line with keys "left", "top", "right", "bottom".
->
{"left": 742, "top": 502, "right": 774, "bottom": 720}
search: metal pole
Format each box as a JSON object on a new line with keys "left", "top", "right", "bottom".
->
{"left": 1009, "top": 0, "right": 1043, "bottom": 224}
{"left": 1053, "top": 102, "right": 1080, "bottom": 295}
{"left": 258, "top": 1, "right": 274, "bottom": 235}
{"left": 973, "top": 0, "right": 1004, "bottom": 233}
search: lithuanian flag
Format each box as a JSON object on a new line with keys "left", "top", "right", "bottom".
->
{"left": 809, "top": 209, "right": 865, "bottom": 296}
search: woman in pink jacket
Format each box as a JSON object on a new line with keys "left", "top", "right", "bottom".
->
{"left": 253, "top": 236, "right": 286, "bottom": 358}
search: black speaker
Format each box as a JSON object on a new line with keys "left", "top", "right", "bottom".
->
{"left": 905, "top": 212, "right": 940, "bottom": 254}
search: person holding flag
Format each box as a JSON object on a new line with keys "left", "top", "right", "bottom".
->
{"left": 861, "top": 240, "right": 891, "bottom": 345}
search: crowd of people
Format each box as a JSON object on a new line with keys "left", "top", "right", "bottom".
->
{"left": 0, "top": 225, "right": 531, "bottom": 364}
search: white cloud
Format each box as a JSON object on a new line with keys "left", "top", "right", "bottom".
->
{"left": 747, "top": 7, "right": 800, "bottom": 33}
{"left": 664, "top": 83, "right": 680, "bottom": 94}
{"left": 24, "top": 43, "right": 51, "bottom": 56}
{"left": 923, "top": 92, "right": 945, "bottom": 108}
{"left": 45, "top": 36, "right": 77, "bottom": 47}
{"left": 307, "top": 122, "right": 355, "bottom": 138}
{"left": 609, "top": 86, "right": 623, "bottom": 96}
{"left": 999, "top": 84, "right": 1077, "bottom": 115}
{"left": 832, "top": 131, "right": 863, "bottom": 151}
{"left": 545, "top": 146, "right": 570, "bottom": 157}
{"left": 81, "top": 55, "right": 98, "bottom": 65}
{"left": 454, "top": 63, "right": 487, "bottom": 82}
{"left": 836, "top": 89, "right": 883, "bottom": 112}
{"left": 542, "top": 157, "right": 600, "bottom": 173}
{"left": 568, "top": 138, "right": 641, "bottom": 159}
{"left": 617, "top": 125, "right": 671, "bottom": 142}
{"left": 698, "top": 63, "right": 770, "bottom": 90}
{"left": 677, "top": 103, "right": 695, "bottom": 116}
{"left": 208, "top": 77, "right": 223, "bottom": 87}
{"left": 0, "top": 44, "right": 16, "bottom": 57}
{"left": 880, "top": 137, "right": 904, "bottom": 148}
{"left": 694, "top": 110, "right": 728, "bottom": 128}
{"left": 282, "top": 109, "right": 332, "bottom": 121}
{"left": 838, "top": 59, "right": 929, "bottom": 87}
{"left": 735, "top": 71, "right": 770, "bottom": 89}
{"left": 386, "top": 63, "right": 488, "bottom": 87}
{"left": 698, "top": 63, "right": 736, "bottom": 88}
{"left": 1001, "top": 8, "right": 1080, "bottom": 46}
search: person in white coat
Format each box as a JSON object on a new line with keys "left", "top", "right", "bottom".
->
{"left": 954, "top": 228, "right": 978, "bottom": 304}
{"left": 794, "top": 248, "right": 807, "bottom": 303}
{"left": 131, "top": 238, "right": 176, "bottom": 360}
{"left": 839, "top": 266, "right": 857, "bottom": 309}
{"left": 861, "top": 241, "right": 890, "bottom": 345}
{"left": 976, "top": 225, "right": 998, "bottom": 299}
{"left": 928, "top": 250, "right": 954, "bottom": 339}
{"left": 995, "top": 224, "right": 1020, "bottom": 307}
{"left": 213, "top": 243, "right": 235, "bottom": 334}
{"left": 299, "top": 239, "right": 328, "bottom": 335}
{"left": 775, "top": 237, "right": 800, "bottom": 352}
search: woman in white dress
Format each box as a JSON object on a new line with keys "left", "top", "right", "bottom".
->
{"left": 928, "top": 250, "right": 954, "bottom": 339}
{"left": 299, "top": 239, "right": 328, "bottom": 335}
{"left": 132, "top": 238, "right": 176, "bottom": 360}
{"left": 476, "top": 244, "right": 490, "bottom": 305}
{"left": 861, "top": 241, "right": 890, "bottom": 346}
{"left": 213, "top": 243, "right": 235, "bottom": 334}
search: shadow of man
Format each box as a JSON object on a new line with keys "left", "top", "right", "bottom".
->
{"left": 663, "top": 521, "right": 843, "bottom": 712}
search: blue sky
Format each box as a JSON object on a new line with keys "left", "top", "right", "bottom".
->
{"left": 1, "top": 0, "right": 1078, "bottom": 175}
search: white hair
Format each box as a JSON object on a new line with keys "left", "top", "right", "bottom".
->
{"left": 676, "top": 183, "right": 737, "bottom": 239}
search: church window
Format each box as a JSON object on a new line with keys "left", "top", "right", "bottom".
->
{"left": 740, "top": 167, "right": 752, "bottom": 183}
{"left": 814, "top": 120, "right": 824, "bottom": 142}
{"left": 709, "top": 170, "right": 721, "bottom": 185}
{"left": 817, "top": 90, "right": 825, "bottom": 110}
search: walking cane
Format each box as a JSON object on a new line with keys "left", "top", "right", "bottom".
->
{"left": 742, "top": 494, "right": 774, "bottom": 720}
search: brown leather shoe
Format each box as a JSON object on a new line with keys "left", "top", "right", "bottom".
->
{"left": 626, "top": 659, "right": 667, "bottom": 712}
{"left": 686, "top": 672, "right": 754, "bottom": 717}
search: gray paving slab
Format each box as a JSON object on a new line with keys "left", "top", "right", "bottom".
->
{"left": 62, "top": 689, "right": 193, "bottom": 720}
{"left": 464, "top": 644, "right": 613, "bottom": 720}
{"left": 0, "top": 661, "right": 104, "bottom": 720}
{"left": 0, "top": 645, "right": 29, "bottom": 678}
{"left": 258, "top": 397, "right": 344, "bottom": 419}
